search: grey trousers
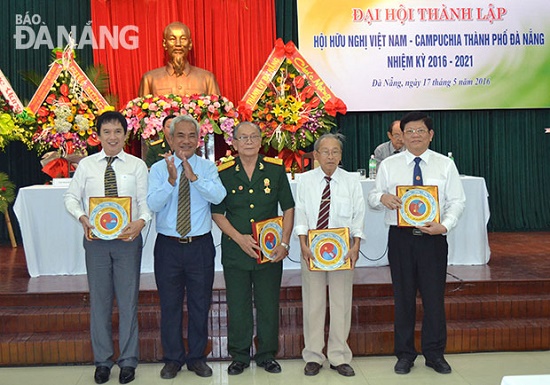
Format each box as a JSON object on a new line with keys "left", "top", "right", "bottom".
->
{"left": 84, "top": 235, "right": 142, "bottom": 368}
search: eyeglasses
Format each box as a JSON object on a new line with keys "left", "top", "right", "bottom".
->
{"left": 317, "top": 150, "right": 342, "bottom": 157}
{"left": 403, "top": 128, "right": 429, "bottom": 135}
{"left": 235, "top": 135, "right": 261, "bottom": 142}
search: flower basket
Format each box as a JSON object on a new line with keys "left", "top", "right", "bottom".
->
{"left": 121, "top": 93, "right": 239, "bottom": 148}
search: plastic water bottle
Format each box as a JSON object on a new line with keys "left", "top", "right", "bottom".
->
{"left": 448, "top": 152, "right": 454, "bottom": 162}
{"left": 368, "top": 155, "right": 377, "bottom": 179}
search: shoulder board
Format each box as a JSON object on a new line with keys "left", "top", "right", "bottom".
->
{"left": 263, "top": 156, "right": 283, "bottom": 166}
{"left": 149, "top": 139, "right": 163, "bottom": 146}
{"left": 217, "top": 160, "right": 235, "bottom": 172}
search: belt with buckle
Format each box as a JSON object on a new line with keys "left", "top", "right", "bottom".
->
{"left": 391, "top": 226, "right": 423, "bottom": 236}
{"left": 162, "top": 232, "right": 209, "bottom": 244}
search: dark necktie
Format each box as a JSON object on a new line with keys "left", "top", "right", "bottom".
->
{"left": 316, "top": 176, "right": 331, "bottom": 229}
{"left": 176, "top": 168, "right": 191, "bottom": 237}
{"left": 413, "top": 157, "right": 423, "bottom": 186}
{"left": 393, "top": 150, "right": 400, "bottom": 154}
{"left": 104, "top": 156, "right": 118, "bottom": 197}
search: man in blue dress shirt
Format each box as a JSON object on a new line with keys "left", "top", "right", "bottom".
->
{"left": 147, "top": 115, "right": 226, "bottom": 380}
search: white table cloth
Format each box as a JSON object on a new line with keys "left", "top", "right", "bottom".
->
{"left": 14, "top": 176, "right": 490, "bottom": 277}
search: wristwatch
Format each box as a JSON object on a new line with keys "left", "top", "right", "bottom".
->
{"left": 280, "top": 242, "right": 290, "bottom": 251}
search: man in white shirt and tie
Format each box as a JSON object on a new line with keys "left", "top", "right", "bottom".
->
{"left": 294, "top": 133, "right": 365, "bottom": 377}
{"left": 368, "top": 112, "right": 465, "bottom": 376}
{"left": 64, "top": 111, "right": 152, "bottom": 384}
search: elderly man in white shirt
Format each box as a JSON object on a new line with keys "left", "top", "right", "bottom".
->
{"left": 368, "top": 111, "right": 465, "bottom": 376}
{"left": 294, "top": 133, "right": 365, "bottom": 378}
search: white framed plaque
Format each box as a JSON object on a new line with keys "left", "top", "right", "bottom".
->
{"left": 308, "top": 227, "right": 350, "bottom": 271}
{"left": 88, "top": 196, "right": 132, "bottom": 240}
{"left": 397, "top": 185, "right": 439, "bottom": 227}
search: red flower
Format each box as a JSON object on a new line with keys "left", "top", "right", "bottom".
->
{"left": 46, "top": 94, "right": 56, "bottom": 105}
{"left": 308, "top": 96, "right": 321, "bottom": 109}
{"left": 293, "top": 76, "right": 305, "bottom": 90}
{"left": 38, "top": 106, "right": 50, "bottom": 117}
{"left": 300, "top": 85, "right": 315, "bottom": 99}
{"left": 60, "top": 83, "right": 69, "bottom": 96}
{"left": 87, "top": 132, "right": 100, "bottom": 147}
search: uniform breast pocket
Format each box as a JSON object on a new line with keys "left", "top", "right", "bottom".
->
{"left": 228, "top": 188, "right": 246, "bottom": 207}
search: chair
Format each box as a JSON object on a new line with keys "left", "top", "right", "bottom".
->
{"left": 300, "top": 151, "right": 316, "bottom": 171}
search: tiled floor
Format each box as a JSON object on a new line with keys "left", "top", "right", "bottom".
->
{"left": 1, "top": 351, "right": 550, "bottom": 385}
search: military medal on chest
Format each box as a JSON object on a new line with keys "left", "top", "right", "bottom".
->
{"left": 264, "top": 178, "right": 271, "bottom": 194}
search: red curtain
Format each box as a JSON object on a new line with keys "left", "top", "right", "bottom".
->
{"left": 90, "top": 0, "right": 276, "bottom": 155}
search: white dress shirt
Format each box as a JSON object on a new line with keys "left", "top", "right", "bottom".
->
{"left": 367, "top": 149, "right": 465, "bottom": 232}
{"left": 64, "top": 149, "right": 152, "bottom": 224}
{"left": 294, "top": 167, "right": 365, "bottom": 240}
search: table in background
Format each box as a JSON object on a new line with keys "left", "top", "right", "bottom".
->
{"left": 13, "top": 176, "right": 490, "bottom": 277}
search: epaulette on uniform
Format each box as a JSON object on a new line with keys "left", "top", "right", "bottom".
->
{"left": 217, "top": 160, "right": 235, "bottom": 172}
{"left": 263, "top": 156, "right": 283, "bottom": 166}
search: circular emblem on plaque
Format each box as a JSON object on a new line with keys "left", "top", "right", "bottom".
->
{"left": 90, "top": 201, "right": 129, "bottom": 240}
{"left": 259, "top": 222, "right": 283, "bottom": 260}
{"left": 310, "top": 232, "right": 349, "bottom": 271}
{"left": 400, "top": 188, "right": 437, "bottom": 226}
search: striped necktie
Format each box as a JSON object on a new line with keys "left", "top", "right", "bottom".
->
{"left": 413, "top": 157, "right": 423, "bottom": 186}
{"left": 316, "top": 176, "right": 331, "bottom": 229}
{"left": 176, "top": 168, "right": 191, "bottom": 237}
{"left": 104, "top": 156, "right": 118, "bottom": 197}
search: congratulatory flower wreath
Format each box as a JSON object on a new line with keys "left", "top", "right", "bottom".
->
{"left": 0, "top": 70, "right": 34, "bottom": 152}
{"left": 238, "top": 39, "right": 347, "bottom": 172}
{"left": 0, "top": 96, "right": 34, "bottom": 152}
{"left": 25, "top": 48, "right": 114, "bottom": 157}
{"left": 122, "top": 93, "right": 239, "bottom": 147}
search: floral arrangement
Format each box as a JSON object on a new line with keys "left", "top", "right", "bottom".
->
{"left": 0, "top": 172, "right": 15, "bottom": 214}
{"left": 23, "top": 47, "right": 115, "bottom": 158}
{"left": 238, "top": 54, "right": 347, "bottom": 171}
{"left": 122, "top": 93, "right": 239, "bottom": 147}
{"left": 30, "top": 68, "right": 108, "bottom": 156}
{"left": 0, "top": 95, "right": 34, "bottom": 151}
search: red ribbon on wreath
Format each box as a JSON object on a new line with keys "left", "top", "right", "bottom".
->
{"left": 278, "top": 148, "right": 310, "bottom": 173}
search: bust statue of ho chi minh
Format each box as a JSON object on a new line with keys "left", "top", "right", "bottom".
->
{"left": 138, "top": 21, "right": 220, "bottom": 97}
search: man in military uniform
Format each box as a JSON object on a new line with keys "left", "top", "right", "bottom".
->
{"left": 212, "top": 122, "right": 295, "bottom": 375}
{"left": 145, "top": 115, "right": 174, "bottom": 168}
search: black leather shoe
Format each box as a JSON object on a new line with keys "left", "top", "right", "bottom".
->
{"left": 258, "top": 359, "right": 281, "bottom": 373}
{"left": 160, "top": 362, "right": 181, "bottom": 379}
{"left": 187, "top": 361, "right": 213, "bottom": 377}
{"left": 94, "top": 366, "right": 111, "bottom": 384}
{"left": 228, "top": 361, "right": 249, "bottom": 375}
{"left": 394, "top": 358, "right": 414, "bottom": 374}
{"left": 330, "top": 363, "right": 355, "bottom": 377}
{"left": 304, "top": 362, "right": 322, "bottom": 376}
{"left": 118, "top": 367, "right": 135, "bottom": 384}
{"left": 425, "top": 357, "right": 452, "bottom": 374}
